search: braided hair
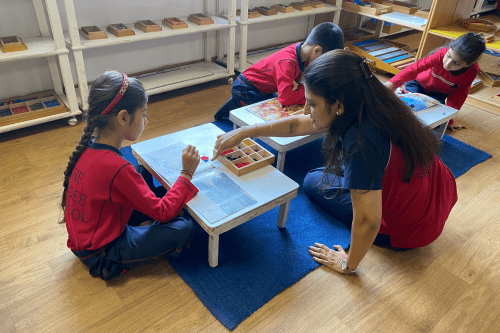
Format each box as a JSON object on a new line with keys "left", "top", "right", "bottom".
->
{"left": 59, "top": 71, "right": 147, "bottom": 223}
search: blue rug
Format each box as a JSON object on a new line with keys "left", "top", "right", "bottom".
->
{"left": 121, "top": 121, "right": 491, "bottom": 330}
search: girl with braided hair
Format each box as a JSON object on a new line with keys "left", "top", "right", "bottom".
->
{"left": 213, "top": 50, "right": 457, "bottom": 275}
{"left": 61, "top": 71, "right": 200, "bottom": 281}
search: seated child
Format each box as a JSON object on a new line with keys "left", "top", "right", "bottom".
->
{"left": 384, "top": 32, "right": 485, "bottom": 131}
{"left": 61, "top": 71, "right": 200, "bottom": 281}
{"left": 214, "top": 22, "right": 344, "bottom": 120}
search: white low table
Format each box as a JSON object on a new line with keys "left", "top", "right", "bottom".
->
{"left": 132, "top": 123, "right": 299, "bottom": 267}
{"left": 229, "top": 99, "right": 458, "bottom": 171}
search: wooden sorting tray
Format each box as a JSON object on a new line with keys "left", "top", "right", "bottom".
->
{"left": 271, "top": 4, "right": 295, "bottom": 13}
{"left": 162, "top": 17, "right": 188, "bottom": 29}
{"left": 134, "top": 20, "right": 162, "bottom": 33}
{"left": 0, "top": 36, "right": 28, "bottom": 53}
{"left": 382, "top": 1, "right": 421, "bottom": 14}
{"left": 79, "top": 26, "right": 107, "bottom": 40}
{"left": 237, "top": 9, "right": 261, "bottom": 18}
{"left": 106, "top": 23, "right": 135, "bottom": 37}
{"left": 0, "top": 90, "right": 68, "bottom": 127}
{"left": 188, "top": 13, "right": 214, "bottom": 25}
{"left": 342, "top": 2, "right": 392, "bottom": 15}
{"left": 254, "top": 6, "right": 278, "bottom": 16}
{"left": 215, "top": 138, "right": 275, "bottom": 176}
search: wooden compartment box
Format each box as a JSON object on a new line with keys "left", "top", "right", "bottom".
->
{"left": 365, "top": 20, "right": 402, "bottom": 34}
{"left": 79, "top": 26, "right": 107, "bottom": 40}
{"left": 0, "top": 36, "right": 28, "bottom": 53}
{"left": 304, "top": 1, "right": 325, "bottom": 8}
{"left": 271, "top": 4, "right": 295, "bottom": 13}
{"left": 291, "top": 2, "right": 312, "bottom": 11}
{"left": 106, "top": 23, "right": 135, "bottom": 37}
{"left": 382, "top": 1, "right": 421, "bottom": 14}
{"left": 237, "top": 9, "right": 261, "bottom": 18}
{"left": 254, "top": 6, "right": 278, "bottom": 16}
{"left": 342, "top": 2, "right": 392, "bottom": 15}
{"left": 188, "top": 13, "right": 214, "bottom": 25}
{"left": 0, "top": 90, "right": 68, "bottom": 127}
{"left": 215, "top": 138, "right": 275, "bottom": 176}
{"left": 162, "top": 17, "right": 188, "bottom": 29}
{"left": 134, "top": 20, "right": 162, "bottom": 33}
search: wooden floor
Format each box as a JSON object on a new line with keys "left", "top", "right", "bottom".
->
{"left": 1, "top": 74, "right": 500, "bottom": 333}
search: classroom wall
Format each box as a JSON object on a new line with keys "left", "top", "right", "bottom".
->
{"left": 0, "top": 0, "right": 310, "bottom": 100}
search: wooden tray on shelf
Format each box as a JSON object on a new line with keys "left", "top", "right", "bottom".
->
{"left": 342, "top": 2, "right": 392, "bottom": 15}
{"left": 0, "top": 90, "right": 68, "bottom": 127}
{"left": 254, "top": 6, "right": 278, "bottom": 15}
{"left": 162, "top": 17, "right": 188, "bottom": 29}
{"left": 79, "top": 26, "right": 107, "bottom": 40}
{"left": 215, "top": 138, "right": 275, "bottom": 177}
{"left": 188, "top": 13, "right": 214, "bottom": 25}
{"left": 291, "top": 2, "right": 313, "bottom": 11}
{"left": 134, "top": 20, "right": 162, "bottom": 33}
{"left": 106, "top": 23, "right": 135, "bottom": 37}
{"left": 237, "top": 9, "right": 261, "bottom": 18}
{"left": 304, "top": 1, "right": 325, "bottom": 8}
{"left": 0, "top": 36, "right": 28, "bottom": 53}
{"left": 271, "top": 4, "right": 295, "bottom": 13}
{"left": 458, "top": 18, "right": 497, "bottom": 32}
{"left": 381, "top": 1, "right": 421, "bottom": 14}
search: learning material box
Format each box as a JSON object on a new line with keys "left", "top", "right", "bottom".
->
{"left": 163, "top": 17, "right": 188, "bottom": 29}
{"left": 79, "top": 26, "right": 107, "bottom": 40}
{"left": 381, "top": 1, "right": 421, "bottom": 14}
{"left": 188, "top": 13, "right": 215, "bottom": 25}
{"left": 254, "top": 6, "right": 278, "bottom": 16}
{"left": 291, "top": 2, "right": 313, "bottom": 11}
{"left": 271, "top": 4, "right": 295, "bottom": 13}
{"left": 106, "top": 23, "right": 135, "bottom": 37}
{"left": 0, "top": 36, "right": 28, "bottom": 53}
{"left": 0, "top": 90, "right": 68, "bottom": 127}
{"left": 215, "top": 138, "right": 275, "bottom": 176}
{"left": 236, "top": 9, "right": 261, "bottom": 18}
{"left": 304, "top": 1, "right": 325, "bottom": 8}
{"left": 134, "top": 20, "right": 162, "bottom": 33}
{"left": 342, "top": 2, "right": 392, "bottom": 15}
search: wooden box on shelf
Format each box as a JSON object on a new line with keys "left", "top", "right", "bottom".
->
{"left": 413, "top": 9, "right": 429, "bottom": 19}
{"left": 214, "top": 138, "right": 275, "bottom": 177}
{"left": 478, "top": 70, "right": 500, "bottom": 87}
{"left": 342, "top": 2, "right": 392, "bottom": 15}
{"left": 79, "top": 26, "right": 107, "bottom": 40}
{"left": 134, "top": 20, "right": 162, "bottom": 33}
{"left": 106, "top": 23, "right": 135, "bottom": 37}
{"left": 365, "top": 20, "right": 402, "bottom": 34}
{"left": 344, "top": 29, "right": 377, "bottom": 42}
{"left": 0, "top": 36, "right": 28, "bottom": 53}
{"left": 188, "top": 13, "right": 214, "bottom": 25}
{"left": 0, "top": 90, "right": 68, "bottom": 127}
{"left": 162, "top": 18, "right": 188, "bottom": 29}
{"left": 271, "top": 4, "right": 295, "bottom": 13}
{"left": 458, "top": 18, "right": 497, "bottom": 32}
{"left": 254, "top": 6, "right": 278, "bottom": 15}
{"left": 381, "top": 1, "right": 421, "bottom": 14}
{"left": 237, "top": 8, "right": 261, "bottom": 18}
{"left": 304, "top": 1, "right": 325, "bottom": 8}
{"left": 291, "top": 2, "right": 313, "bottom": 11}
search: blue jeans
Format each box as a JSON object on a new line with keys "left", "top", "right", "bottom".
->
{"left": 404, "top": 80, "right": 448, "bottom": 105}
{"left": 72, "top": 165, "right": 194, "bottom": 280}
{"left": 214, "top": 74, "right": 277, "bottom": 119}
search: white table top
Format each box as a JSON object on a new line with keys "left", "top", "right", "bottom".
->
{"left": 131, "top": 123, "right": 299, "bottom": 234}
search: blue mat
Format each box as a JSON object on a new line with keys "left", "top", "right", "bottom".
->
{"left": 121, "top": 121, "right": 491, "bottom": 330}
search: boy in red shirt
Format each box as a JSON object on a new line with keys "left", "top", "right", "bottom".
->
{"left": 214, "top": 22, "right": 344, "bottom": 120}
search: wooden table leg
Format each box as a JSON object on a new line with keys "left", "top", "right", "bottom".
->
{"left": 276, "top": 151, "right": 286, "bottom": 172}
{"left": 208, "top": 234, "right": 219, "bottom": 267}
{"left": 277, "top": 200, "right": 291, "bottom": 229}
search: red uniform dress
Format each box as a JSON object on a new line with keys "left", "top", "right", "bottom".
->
{"left": 389, "top": 47, "right": 479, "bottom": 111}
{"left": 65, "top": 145, "right": 198, "bottom": 251}
{"left": 242, "top": 42, "right": 306, "bottom": 106}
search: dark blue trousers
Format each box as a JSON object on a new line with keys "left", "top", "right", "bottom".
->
{"left": 404, "top": 80, "right": 448, "bottom": 105}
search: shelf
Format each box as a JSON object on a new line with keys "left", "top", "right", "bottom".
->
{"left": 343, "top": 9, "right": 426, "bottom": 31}
{"left": 429, "top": 24, "right": 500, "bottom": 52}
{"left": 65, "top": 16, "right": 236, "bottom": 51}
{"left": 477, "top": 2, "right": 498, "bottom": 14}
{"left": 220, "top": 45, "right": 285, "bottom": 72}
{"left": 233, "top": 4, "right": 341, "bottom": 25}
{"left": 0, "top": 36, "right": 68, "bottom": 64}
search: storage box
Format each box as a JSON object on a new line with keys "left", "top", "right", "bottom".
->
{"left": 254, "top": 6, "right": 278, "bottom": 15}
{"left": 237, "top": 9, "right": 261, "bottom": 18}
{"left": 382, "top": 1, "right": 421, "bottom": 14}
{"left": 478, "top": 70, "right": 500, "bottom": 87}
{"left": 0, "top": 36, "right": 28, "bottom": 53}
{"left": 291, "top": 2, "right": 313, "bottom": 11}
{"left": 271, "top": 4, "right": 295, "bottom": 13}
{"left": 188, "top": 13, "right": 215, "bottom": 25}
{"left": 79, "top": 26, "right": 107, "bottom": 40}
{"left": 365, "top": 19, "right": 402, "bottom": 34}
{"left": 413, "top": 10, "right": 429, "bottom": 19}
{"left": 458, "top": 18, "right": 497, "bottom": 32}
{"left": 0, "top": 90, "right": 68, "bottom": 127}
{"left": 344, "top": 29, "right": 377, "bottom": 42}
{"left": 106, "top": 24, "right": 135, "bottom": 37}
{"left": 215, "top": 138, "right": 275, "bottom": 176}
{"left": 304, "top": 1, "right": 325, "bottom": 8}
{"left": 134, "top": 20, "right": 162, "bottom": 33}
{"left": 162, "top": 17, "right": 188, "bottom": 29}
{"left": 342, "top": 2, "right": 392, "bottom": 15}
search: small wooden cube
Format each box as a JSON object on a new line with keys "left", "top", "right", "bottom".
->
{"left": 188, "top": 13, "right": 215, "bottom": 25}
{"left": 162, "top": 17, "right": 188, "bottom": 29}
{"left": 106, "top": 24, "right": 135, "bottom": 37}
{"left": 271, "top": 4, "right": 295, "bottom": 13}
{"left": 291, "top": 2, "right": 312, "bottom": 11}
{"left": 79, "top": 26, "right": 107, "bottom": 40}
{"left": 254, "top": 6, "right": 278, "bottom": 16}
{"left": 134, "top": 20, "right": 162, "bottom": 33}
{"left": 237, "top": 9, "right": 261, "bottom": 18}
{"left": 0, "top": 36, "right": 28, "bottom": 53}
{"left": 304, "top": 1, "right": 325, "bottom": 8}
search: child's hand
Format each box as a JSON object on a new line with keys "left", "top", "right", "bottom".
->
{"left": 384, "top": 81, "right": 394, "bottom": 91}
{"left": 212, "top": 129, "right": 244, "bottom": 161}
{"left": 182, "top": 145, "right": 200, "bottom": 175}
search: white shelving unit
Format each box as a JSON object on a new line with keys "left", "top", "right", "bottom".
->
{"left": 0, "top": 0, "right": 80, "bottom": 134}
{"left": 218, "top": 0, "right": 343, "bottom": 72}
{"left": 61, "top": 0, "right": 236, "bottom": 111}
{"left": 472, "top": 0, "right": 498, "bottom": 16}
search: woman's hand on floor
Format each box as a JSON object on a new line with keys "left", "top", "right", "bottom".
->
{"left": 309, "top": 243, "right": 351, "bottom": 274}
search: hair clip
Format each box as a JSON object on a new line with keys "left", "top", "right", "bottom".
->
{"left": 360, "top": 58, "right": 374, "bottom": 79}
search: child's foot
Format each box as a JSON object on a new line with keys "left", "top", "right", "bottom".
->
{"left": 139, "top": 219, "right": 153, "bottom": 226}
{"left": 447, "top": 123, "right": 467, "bottom": 131}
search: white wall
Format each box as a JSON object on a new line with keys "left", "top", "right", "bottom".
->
{"left": 0, "top": 0, "right": 310, "bottom": 100}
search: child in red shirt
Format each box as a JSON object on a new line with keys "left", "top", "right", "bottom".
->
{"left": 61, "top": 71, "right": 200, "bottom": 280}
{"left": 214, "top": 22, "right": 344, "bottom": 120}
{"left": 385, "top": 32, "right": 485, "bottom": 131}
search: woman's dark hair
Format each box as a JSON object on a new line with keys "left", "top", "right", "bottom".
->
{"left": 302, "top": 50, "right": 440, "bottom": 188}
{"left": 59, "top": 70, "right": 147, "bottom": 223}
{"left": 449, "top": 32, "right": 485, "bottom": 65}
